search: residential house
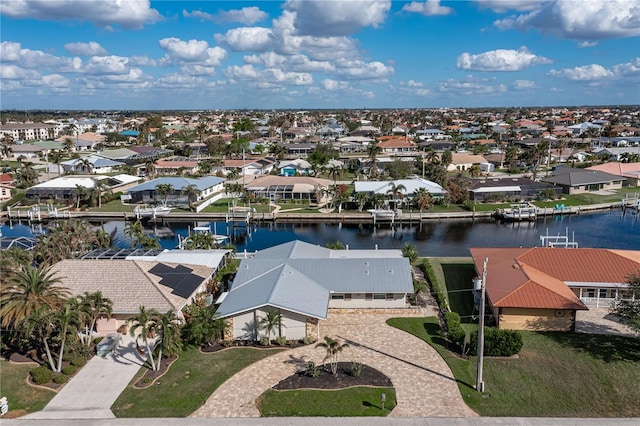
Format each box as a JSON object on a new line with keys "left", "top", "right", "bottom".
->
{"left": 285, "top": 142, "right": 315, "bottom": 157}
{"left": 245, "top": 175, "right": 330, "bottom": 203}
{"left": 125, "top": 176, "right": 225, "bottom": 205}
{"left": 154, "top": 158, "right": 200, "bottom": 176}
{"left": 222, "top": 158, "right": 275, "bottom": 176}
{"left": 376, "top": 138, "right": 417, "bottom": 155}
{"left": 541, "top": 167, "right": 625, "bottom": 194}
{"left": 447, "top": 153, "right": 489, "bottom": 172}
{"left": 50, "top": 249, "right": 229, "bottom": 333}
{"left": 9, "top": 143, "right": 44, "bottom": 159}
{"left": 586, "top": 162, "right": 640, "bottom": 186}
{"left": 278, "top": 159, "right": 312, "bottom": 176}
{"left": 470, "top": 247, "right": 640, "bottom": 331}
{"left": 26, "top": 174, "right": 141, "bottom": 202}
{"left": 60, "top": 155, "right": 125, "bottom": 174}
{"left": 354, "top": 177, "right": 448, "bottom": 200}
{"left": 215, "top": 240, "right": 414, "bottom": 340}
{"left": 469, "top": 177, "right": 561, "bottom": 202}
{"left": 0, "top": 174, "right": 14, "bottom": 202}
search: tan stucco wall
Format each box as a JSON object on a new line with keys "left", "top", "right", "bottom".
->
{"left": 231, "top": 308, "right": 307, "bottom": 340}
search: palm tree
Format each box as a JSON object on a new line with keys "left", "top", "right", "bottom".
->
{"left": 15, "top": 162, "right": 39, "bottom": 188}
{"left": 75, "top": 184, "right": 87, "bottom": 209}
{"left": 0, "top": 265, "right": 69, "bottom": 328}
{"left": 366, "top": 142, "right": 379, "bottom": 179}
{"left": 153, "top": 310, "right": 182, "bottom": 368}
{"left": 354, "top": 192, "right": 370, "bottom": 212}
{"left": 327, "top": 163, "right": 343, "bottom": 184}
{"left": 183, "top": 231, "right": 217, "bottom": 250}
{"left": 386, "top": 182, "right": 407, "bottom": 212}
{"left": 440, "top": 150, "right": 453, "bottom": 169}
{"left": 184, "top": 305, "right": 228, "bottom": 346}
{"left": 20, "top": 306, "right": 58, "bottom": 371}
{"left": 315, "top": 336, "right": 349, "bottom": 376}
{"left": 259, "top": 309, "right": 285, "bottom": 344}
{"left": 180, "top": 184, "right": 200, "bottom": 210}
{"left": 144, "top": 160, "right": 156, "bottom": 179}
{"left": 53, "top": 298, "right": 84, "bottom": 372}
{"left": 79, "top": 157, "right": 93, "bottom": 174}
{"left": 48, "top": 150, "right": 64, "bottom": 176}
{"left": 155, "top": 183, "right": 174, "bottom": 206}
{"left": 78, "top": 291, "right": 113, "bottom": 346}
{"left": 124, "top": 220, "right": 144, "bottom": 249}
{"left": 93, "top": 179, "right": 112, "bottom": 208}
{"left": 128, "top": 306, "right": 160, "bottom": 371}
{"left": 413, "top": 188, "right": 433, "bottom": 214}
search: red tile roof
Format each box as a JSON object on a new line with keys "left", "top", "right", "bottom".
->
{"left": 468, "top": 247, "right": 640, "bottom": 310}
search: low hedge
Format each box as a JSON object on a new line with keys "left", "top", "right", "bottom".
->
{"left": 30, "top": 365, "right": 53, "bottom": 385}
{"left": 469, "top": 327, "right": 523, "bottom": 356}
{"left": 61, "top": 364, "right": 77, "bottom": 376}
{"left": 420, "top": 260, "right": 449, "bottom": 311}
{"left": 443, "top": 311, "right": 466, "bottom": 351}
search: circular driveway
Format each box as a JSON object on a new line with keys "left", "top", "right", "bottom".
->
{"left": 190, "top": 309, "right": 477, "bottom": 418}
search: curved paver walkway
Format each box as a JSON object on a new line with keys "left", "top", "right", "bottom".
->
{"left": 190, "top": 309, "right": 477, "bottom": 418}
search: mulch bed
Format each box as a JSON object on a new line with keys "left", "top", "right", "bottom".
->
{"left": 133, "top": 354, "right": 179, "bottom": 389}
{"left": 273, "top": 362, "right": 393, "bottom": 390}
{"left": 8, "top": 352, "right": 39, "bottom": 364}
{"left": 201, "top": 340, "right": 309, "bottom": 353}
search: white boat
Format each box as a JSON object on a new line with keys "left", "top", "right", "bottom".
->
{"left": 193, "top": 225, "right": 228, "bottom": 244}
{"left": 367, "top": 209, "right": 396, "bottom": 218}
{"left": 133, "top": 205, "right": 172, "bottom": 219}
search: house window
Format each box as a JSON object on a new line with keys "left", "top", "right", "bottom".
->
{"left": 373, "top": 293, "right": 385, "bottom": 300}
{"left": 365, "top": 293, "right": 372, "bottom": 301}
{"left": 386, "top": 293, "right": 394, "bottom": 301}
{"left": 331, "top": 294, "right": 344, "bottom": 300}
{"left": 585, "top": 288, "right": 596, "bottom": 298}
{"left": 344, "top": 294, "right": 352, "bottom": 301}
{"left": 599, "top": 289, "right": 608, "bottom": 298}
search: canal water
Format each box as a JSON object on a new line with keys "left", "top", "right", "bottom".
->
{"left": 2, "top": 209, "right": 638, "bottom": 256}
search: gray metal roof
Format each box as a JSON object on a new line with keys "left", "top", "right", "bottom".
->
{"left": 542, "top": 169, "right": 625, "bottom": 186}
{"left": 216, "top": 240, "right": 412, "bottom": 320}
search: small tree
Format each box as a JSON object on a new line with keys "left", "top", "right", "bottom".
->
{"left": 259, "top": 309, "right": 285, "bottom": 344}
{"left": 316, "top": 336, "right": 349, "bottom": 376}
{"left": 610, "top": 270, "right": 640, "bottom": 335}
{"left": 128, "top": 306, "right": 159, "bottom": 371}
{"left": 401, "top": 243, "right": 419, "bottom": 263}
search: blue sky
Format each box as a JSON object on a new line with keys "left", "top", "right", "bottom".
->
{"left": 1, "top": 0, "right": 639, "bottom": 110}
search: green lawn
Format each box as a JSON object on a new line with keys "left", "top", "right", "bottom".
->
{"left": 91, "top": 200, "right": 136, "bottom": 213}
{"left": 258, "top": 387, "right": 396, "bottom": 417}
{"left": 426, "top": 257, "right": 476, "bottom": 324}
{"left": 0, "top": 360, "right": 56, "bottom": 418}
{"left": 111, "top": 346, "right": 284, "bottom": 418}
{"left": 200, "top": 198, "right": 272, "bottom": 213}
{"left": 532, "top": 187, "right": 639, "bottom": 208}
{"left": 388, "top": 317, "right": 640, "bottom": 417}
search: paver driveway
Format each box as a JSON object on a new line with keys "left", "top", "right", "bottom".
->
{"left": 190, "top": 309, "right": 477, "bottom": 418}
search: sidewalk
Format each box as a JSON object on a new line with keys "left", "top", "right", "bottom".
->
{"left": 22, "top": 334, "right": 146, "bottom": 420}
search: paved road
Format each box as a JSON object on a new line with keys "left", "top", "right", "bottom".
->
{"left": 21, "top": 334, "right": 146, "bottom": 420}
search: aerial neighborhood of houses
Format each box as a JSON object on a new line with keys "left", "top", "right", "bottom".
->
{"left": 1, "top": 107, "right": 639, "bottom": 419}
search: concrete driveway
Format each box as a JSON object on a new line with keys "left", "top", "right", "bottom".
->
{"left": 23, "top": 334, "right": 146, "bottom": 420}
{"left": 190, "top": 308, "right": 476, "bottom": 418}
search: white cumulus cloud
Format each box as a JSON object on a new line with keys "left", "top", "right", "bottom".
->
{"left": 473, "top": 0, "right": 546, "bottom": 13}
{"left": 439, "top": 76, "right": 508, "bottom": 96}
{"left": 402, "top": 1, "right": 454, "bottom": 16}
{"left": 215, "top": 27, "right": 274, "bottom": 52}
{"left": 513, "top": 79, "right": 536, "bottom": 90}
{"left": 159, "top": 38, "right": 226, "bottom": 65}
{"left": 0, "top": 0, "right": 162, "bottom": 30}
{"left": 284, "top": 0, "right": 391, "bottom": 36}
{"left": 84, "top": 56, "right": 132, "bottom": 75}
{"left": 456, "top": 47, "right": 552, "bottom": 71}
{"left": 0, "top": 41, "right": 79, "bottom": 71}
{"left": 64, "top": 41, "right": 106, "bottom": 56}
{"left": 494, "top": 0, "right": 640, "bottom": 40}
{"left": 184, "top": 7, "right": 267, "bottom": 25}
{"left": 548, "top": 58, "right": 639, "bottom": 81}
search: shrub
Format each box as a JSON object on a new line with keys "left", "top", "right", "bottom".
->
{"left": 306, "top": 361, "right": 321, "bottom": 378}
{"left": 259, "top": 336, "right": 270, "bottom": 346}
{"left": 221, "top": 339, "right": 234, "bottom": 348}
{"left": 52, "top": 374, "right": 67, "bottom": 384}
{"left": 274, "top": 336, "right": 287, "bottom": 346}
{"left": 421, "top": 260, "right": 449, "bottom": 312}
{"left": 61, "top": 365, "right": 77, "bottom": 376}
{"left": 30, "top": 366, "right": 53, "bottom": 385}
{"left": 469, "top": 327, "right": 523, "bottom": 356}
{"left": 351, "top": 361, "right": 363, "bottom": 378}
{"left": 444, "top": 311, "right": 466, "bottom": 351}
{"left": 301, "top": 336, "right": 316, "bottom": 345}
{"left": 69, "top": 356, "right": 86, "bottom": 368}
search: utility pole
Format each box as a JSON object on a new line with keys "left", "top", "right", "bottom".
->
{"left": 476, "top": 257, "right": 488, "bottom": 393}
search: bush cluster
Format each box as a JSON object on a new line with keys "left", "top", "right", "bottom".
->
{"left": 52, "top": 374, "right": 67, "bottom": 384}
{"left": 30, "top": 366, "right": 53, "bottom": 385}
{"left": 469, "top": 327, "right": 523, "bottom": 356}
{"left": 69, "top": 356, "right": 86, "bottom": 368}
{"left": 61, "top": 365, "right": 77, "bottom": 376}
{"left": 274, "top": 336, "right": 287, "bottom": 346}
{"left": 420, "top": 260, "right": 449, "bottom": 312}
{"left": 443, "top": 312, "right": 466, "bottom": 351}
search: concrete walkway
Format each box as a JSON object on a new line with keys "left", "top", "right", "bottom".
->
{"left": 576, "top": 308, "right": 637, "bottom": 337}
{"left": 191, "top": 308, "right": 476, "bottom": 418}
{"left": 22, "top": 334, "right": 146, "bottom": 420}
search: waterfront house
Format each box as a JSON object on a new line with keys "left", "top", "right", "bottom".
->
{"left": 244, "top": 175, "right": 329, "bottom": 203}
{"left": 586, "top": 162, "right": 640, "bottom": 186}
{"left": 541, "top": 167, "right": 624, "bottom": 194}
{"left": 51, "top": 249, "right": 228, "bottom": 333}
{"left": 222, "top": 158, "right": 275, "bottom": 176}
{"left": 125, "top": 176, "right": 225, "bottom": 205}
{"left": 354, "top": 177, "right": 448, "bottom": 200}
{"left": 376, "top": 138, "right": 417, "bottom": 155}
{"left": 60, "top": 155, "right": 125, "bottom": 174}
{"left": 26, "top": 174, "right": 141, "bottom": 202}
{"left": 468, "top": 177, "right": 561, "bottom": 202}
{"left": 154, "top": 157, "right": 200, "bottom": 176}
{"left": 215, "top": 240, "right": 414, "bottom": 340}
{"left": 469, "top": 247, "right": 640, "bottom": 331}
